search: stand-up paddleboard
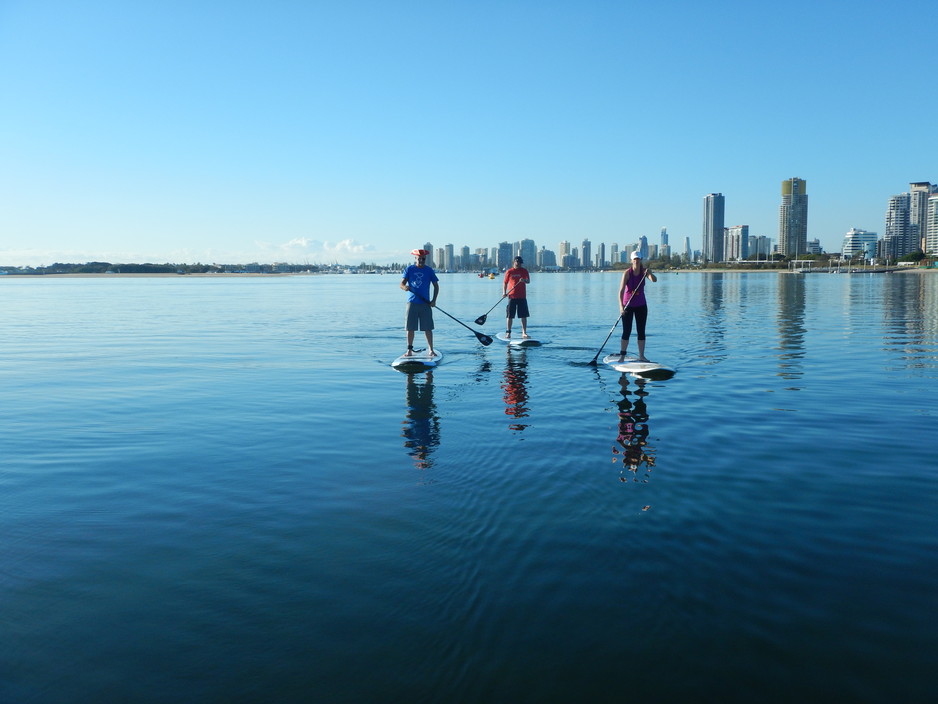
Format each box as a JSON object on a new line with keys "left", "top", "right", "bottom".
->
{"left": 602, "top": 353, "right": 675, "bottom": 377}
{"left": 496, "top": 332, "right": 543, "bottom": 347}
{"left": 391, "top": 349, "right": 443, "bottom": 371}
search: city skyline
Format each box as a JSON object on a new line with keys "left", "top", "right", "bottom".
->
{"left": 2, "top": 2, "right": 936, "bottom": 267}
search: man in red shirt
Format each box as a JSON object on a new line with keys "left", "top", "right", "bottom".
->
{"left": 503, "top": 256, "right": 531, "bottom": 339}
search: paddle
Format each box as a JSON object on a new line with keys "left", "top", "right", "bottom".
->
{"left": 474, "top": 282, "right": 519, "bottom": 326}
{"left": 410, "top": 290, "right": 493, "bottom": 346}
{"left": 587, "top": 269, "right": 649, "bottom": 366}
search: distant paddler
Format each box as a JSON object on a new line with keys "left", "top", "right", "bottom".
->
{"left": 400, "top": 249, "right": 440, "bottom": 358}
{"left": 616, "top": 251, "right": 657, "bottom": 362}
{"left": 503, "top": 256, "right": 531, "bottom": 339}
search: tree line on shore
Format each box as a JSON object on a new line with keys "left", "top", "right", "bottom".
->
{"left": 1, "top": 249, "right": 930, "bottom": 276}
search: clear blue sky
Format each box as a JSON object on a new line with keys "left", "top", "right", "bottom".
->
{"left": 2, "top": 0, "right": 935, "bottom": 266}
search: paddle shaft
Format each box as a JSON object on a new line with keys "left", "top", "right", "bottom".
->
{"left": 408, "top": 290, "right": 493, "bottom": 346}
{"left": 475, "top": 281, "right": 520, "bottom": 325}
{"left": 588, "top": 269, "right": 649, "bottom": 365}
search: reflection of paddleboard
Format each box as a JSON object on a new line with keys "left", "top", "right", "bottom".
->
{"left": 391, "top": 349, "right": 443, "bottom": 371}
{"left": 602, "top": 353, "right": 674, "bottom": 377}
{"left": 496, "top": 332, "right": 543, "bottom": 347}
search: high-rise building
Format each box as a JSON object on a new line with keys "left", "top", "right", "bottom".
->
{"left": 558, "top": 241, "right": 571, "bottom": 260}
{"left": 537, "top": 246, "right": 557, "bottom": 268}
{"left": 443, "top": 244, "right": 455, "bottom": 272}
{"left": 748, "top": 235, "right": 772, "bottom": 260}
{"left": 519, "top": 238, "right": 537, "bottom": 266}
{"left": 702, "top": 193, "right": 725, "bottom": 262}
{"left": 883, "top": 193, "right": 912, "bottom": 260}
{"left": 638, "top": 236, "right": 649, "bottom": 260}
{"left": 779, "top": 178, "right": 808, "bottom": 257}
{"left": 497, "top": 242, "right": 513, "bottom": 270}
{"left": 684, "top": 236, "right": 692, "bottom": 263}
{"left": 660, "top": 228, "right": 668, "bottom": 247}
{"left": 423, "top": 242, "right": 434, "bottom": 269}
{"left": 725, "top": 225, "right": 750, "bottom": 260}
{"left": 927, "top": 194, "right": 938, "bottom": 255}
{"left": 842, "top": 228, "right": 878, "bottom": 260}
{"left": 610, "top": 243, "right": 619, "bottom": 265}
{"left": 581, "top": 239, "right": 592, "bottom": 270}
{"left": 910, "top": 182, "right": 937, "bottom": 252}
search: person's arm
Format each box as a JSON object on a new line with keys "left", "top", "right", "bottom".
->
{"left": 646, "top": 268, "right": 657, "bottom": 283}
{"left": 618, "top": 273, "right": 627, "bottom": 312}
{"left": 430, "top": 281, "right": 439, "bottom": 306}
{"left": 400, "top": 277, "right": 409, "bottom": 291}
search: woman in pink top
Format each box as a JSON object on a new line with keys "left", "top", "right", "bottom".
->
{"left": 616, "top": 251, "right": 657, "bottom": 361}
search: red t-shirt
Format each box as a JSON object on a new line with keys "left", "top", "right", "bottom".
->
{"left": 503, "top": 267, "right": 529, "bottom": 299}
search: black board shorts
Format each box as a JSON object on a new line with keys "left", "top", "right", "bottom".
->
{"left": 506, "top": 298, "right": 530, "bottom": 319}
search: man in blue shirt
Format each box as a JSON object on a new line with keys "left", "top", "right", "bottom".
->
{"left": 400, "top": 249, "right": 440, "bottom": 358}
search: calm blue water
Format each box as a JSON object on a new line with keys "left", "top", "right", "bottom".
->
{"left": 2, "top": 272, "right": 936, "bottom": 703}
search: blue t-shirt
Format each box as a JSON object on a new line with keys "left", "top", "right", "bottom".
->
{"left": 402, "top": 264, "right": 439, "bottom": 304}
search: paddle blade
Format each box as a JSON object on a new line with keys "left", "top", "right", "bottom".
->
{"left": 474, "top": 314, "right": 487, "bottom": 326}
{"left": 478, "top": 333, "right": 494, "bottom": 346}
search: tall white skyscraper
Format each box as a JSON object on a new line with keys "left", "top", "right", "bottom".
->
{"left": 702, "top": 193, "right": 725, "bottom": 262}
{"left": 581, "top": 239, "right": 591, "bottom": 270}
{"left": 423, "top": 242, "right": 434, "bottom": 269}
{"left": 779, "top": 178, "right": 808, "bottom": 257}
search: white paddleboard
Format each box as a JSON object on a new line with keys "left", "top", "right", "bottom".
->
{"left": 496, "top": 332, "right": 543, "bottom": 347}
{"left": 602, "top": 353, "right": 674, "bottom": 377}
{"left": 391, "top": 349, "right": 443, "bottom": 371}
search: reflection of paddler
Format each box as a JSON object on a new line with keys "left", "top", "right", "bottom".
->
{"left": 500, "top": 349, "right": 530, "bottom": 431}
{"left": 612, "top": 377, "right": 654, "bottom": 481}
{"left": 402, "top": 371, "right": 440, "bottom": 469}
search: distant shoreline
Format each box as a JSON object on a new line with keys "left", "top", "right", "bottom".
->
{"left": 1, "top": 267, "right": 934, "bottom": 279}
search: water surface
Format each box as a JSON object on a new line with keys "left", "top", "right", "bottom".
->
{"left": 2, "top": 271, "right": 936, "bottom": 703}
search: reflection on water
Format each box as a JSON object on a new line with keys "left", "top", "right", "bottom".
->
{"left": 401, "top": 371, "right": 440, "bottom": 470}
{"left": 612, "top": 375, "right": 655, "bottom": 494}
{"left": 699, "top": 273, "right": 727, "bottom": 363}
{"left": 500, "top": 348, "right": 530, "bottom": 431}
{"left": 777, "top": 274, "right": 806, "bottom": 380}
{"left": 882, "top": 274, "right": 938, "bottom": 369}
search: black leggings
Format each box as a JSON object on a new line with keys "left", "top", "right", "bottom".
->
{"left": 620, "top": 305, "right": 648, "bottom": 341}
